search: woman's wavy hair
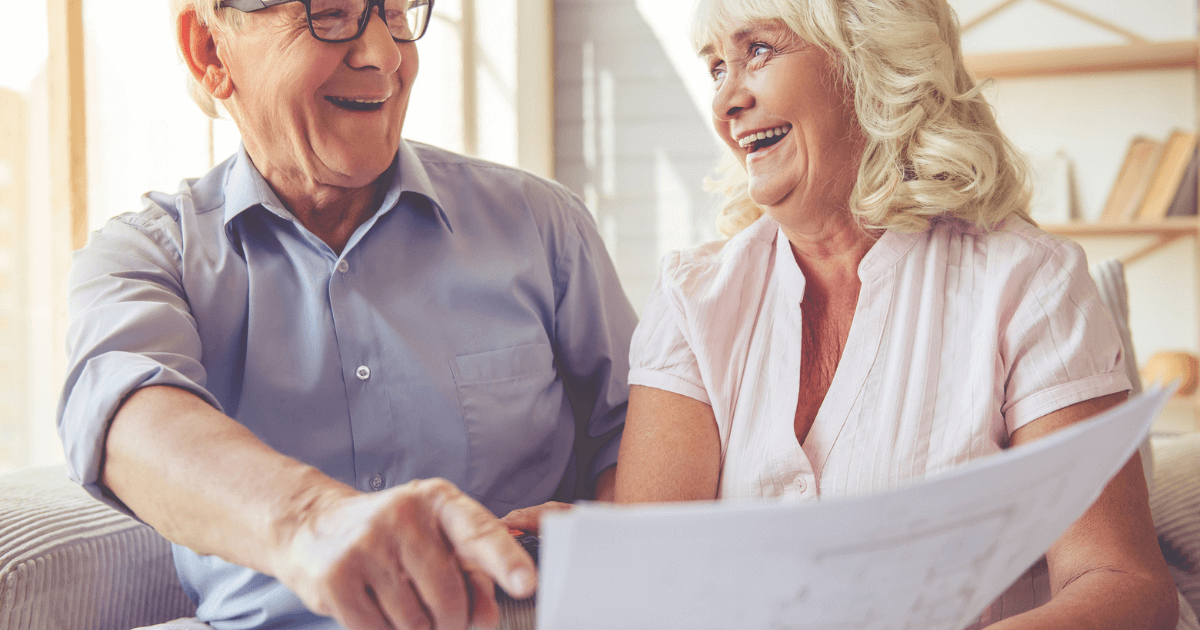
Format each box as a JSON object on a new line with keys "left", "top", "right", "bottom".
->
{"left": 692, "top": 0, "right": 1033, "bottom": 237}
{"left": 170, "top": 0, "right": 245, "bottom": 119}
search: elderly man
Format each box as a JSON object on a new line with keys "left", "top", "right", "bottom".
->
{"left": 57, "top": 1, "right": 636, "bottom": 629}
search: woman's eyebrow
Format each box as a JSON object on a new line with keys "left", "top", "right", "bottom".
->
{"left": 698, "top": 26, "right": 765, "bottom": 58}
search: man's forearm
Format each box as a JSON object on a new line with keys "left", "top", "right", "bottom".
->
{"left": 101, "top": 385, "right": 354, "bottom": 576}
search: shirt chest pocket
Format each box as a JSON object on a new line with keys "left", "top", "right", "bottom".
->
{"left": 451, "top": 342, "right": 565, "bottom": 504}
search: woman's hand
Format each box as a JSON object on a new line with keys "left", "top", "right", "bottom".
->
{"left": 273, "top": 478, "right": 537, "bottom": 630}
{"left": 500, "top": 501, "right": 574, "bottom": 534}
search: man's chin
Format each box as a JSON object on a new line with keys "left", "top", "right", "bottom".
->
{"left": 323, "top": 150, "right": 399, "bottom": 187}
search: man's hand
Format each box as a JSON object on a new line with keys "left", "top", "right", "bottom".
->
{"left": 273, "top": 478, "right": 536, "bottom": 630}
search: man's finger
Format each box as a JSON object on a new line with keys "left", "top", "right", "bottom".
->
{"left": 363, "top": 561, "right": 433, "bottom": 630}
{"left": 464, "top": 567, "right": 500, "bottom": 629}
{"left": 325, "top": 576, "right": 395, "bottom": 630}
{"left": 437, "top": 491, "right": 537, "bottom": 599}
{"left": 401, "top": 528, "right": 471, "bottom": 630}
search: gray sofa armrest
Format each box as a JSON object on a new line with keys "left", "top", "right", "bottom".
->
{"left": 0, "top": 464, "right": 195, "bottom": 630}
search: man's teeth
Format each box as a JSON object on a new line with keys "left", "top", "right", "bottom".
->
{"left": 335, "top": 97, "right": 387, "bottom": 104}
{"left": 738, "top": 125, "right": 791, "bottom": 148}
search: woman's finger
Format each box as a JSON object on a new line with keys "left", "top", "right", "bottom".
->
{"left": 500, "top": 501, "right": 573, "bottom": 533}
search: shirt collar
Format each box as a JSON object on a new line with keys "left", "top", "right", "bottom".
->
{"left": 768, "top": 215, "right": 922, "bottom": 304}
{"left": 221, "top": 139, "right": 453, "bottom": 233}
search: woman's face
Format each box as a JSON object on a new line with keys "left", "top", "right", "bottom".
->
{"left": 702, "top": 21, "right": 862, "bottom": 215}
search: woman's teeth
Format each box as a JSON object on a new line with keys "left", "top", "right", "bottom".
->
{"left": 739, "top": 125, "right": 791, "bottom": 151}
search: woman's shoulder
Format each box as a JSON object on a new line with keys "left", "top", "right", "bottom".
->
{"left": 928, "top": 215, "right": 1089, "bottom": 276}
{"left": 659, "top": 214, "right": 779, "bottom": 297}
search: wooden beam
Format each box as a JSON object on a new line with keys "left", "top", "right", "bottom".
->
{"left": 47, "top": 0, "right": 87, "bottom": 251}
{"left": 461, "top": 0, "right": 477, "bottom": 157}
{"left": 1120, "top": 234, "right": 1186, "bottom": 266}
{"left": 0, "top": 88, "right": 29, "bottom": 468}
{"left": 515, "top": 0, "right": 555, "bottom": 179}
{"left": 1041, "top": 217, "right": 1199, "bottom": 237}
{"left": 967, "top": 40, "right": 1198, "bottom": 79}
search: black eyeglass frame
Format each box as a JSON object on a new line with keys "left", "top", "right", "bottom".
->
{"left": 216, "top": 0, "right": 435, "bottom": 43}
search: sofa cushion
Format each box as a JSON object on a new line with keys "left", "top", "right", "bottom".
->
{"left": 1152, "top": 433, "right": 1200, "bottom": 621}
{"left": 0, "top": 464, "right": 195, "bottom": 630}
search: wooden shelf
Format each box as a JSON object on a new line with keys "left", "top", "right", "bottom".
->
{"left": 1041, "top": 217, "right": 1199, "bottom": 237}
{"left": 966, "top": 40, "right": 1199, "bottom": 79}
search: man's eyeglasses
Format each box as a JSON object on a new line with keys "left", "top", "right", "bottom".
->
{"left": 217, "top": 0, "right": 434, "bottom": 43}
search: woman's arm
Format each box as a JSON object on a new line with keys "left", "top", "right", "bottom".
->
{"left": 613, "top": 385, "right": 722, "bottom": 503}
{"left": 990, "top": 391, "right": 1178, "bottom": 630}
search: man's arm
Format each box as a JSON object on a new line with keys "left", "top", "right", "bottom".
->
{"left": 106, "top": 385, "right": 536, "bottom": 630}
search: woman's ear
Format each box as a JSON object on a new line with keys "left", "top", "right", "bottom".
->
{"left": 178, "top": 7, "right": 234, "bottom": 100}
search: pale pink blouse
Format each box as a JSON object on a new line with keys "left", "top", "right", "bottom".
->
{"left": 628, "top": 213, "right": 1130, "bottom": 625}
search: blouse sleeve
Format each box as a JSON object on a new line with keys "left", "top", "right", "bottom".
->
{"left": 628, "top": 251, "right": 711, "bottom": 406}
{"left": 1000, "top": 238, "right": 1132, "bottom": 434}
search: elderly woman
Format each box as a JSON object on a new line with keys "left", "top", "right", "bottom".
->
{"left": 613, "top": 0, "right": 1180, "bottom": 628}
{"left": 59, "top": 1, "right": 637, "bottom": 629}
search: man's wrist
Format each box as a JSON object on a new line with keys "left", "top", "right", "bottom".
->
{"left": 265, "top": 464, "right": 358, "bottom": 576}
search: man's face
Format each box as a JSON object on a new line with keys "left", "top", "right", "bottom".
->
{"left": 219, "top": 3, "right": 418, "bottom": 190}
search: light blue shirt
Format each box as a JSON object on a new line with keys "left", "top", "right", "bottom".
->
{"left": 58, "top": 139, "right": 636, "bottom": 629}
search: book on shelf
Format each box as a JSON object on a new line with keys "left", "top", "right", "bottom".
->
{"left": 1137, "top": 130, "right": 1197, "bottom": 222}
{"left": 1099, "top": 136, "right": 1163, "bottom": 224}
{"left": 1166, "top": 147, "right": 1198, "bottom": 218}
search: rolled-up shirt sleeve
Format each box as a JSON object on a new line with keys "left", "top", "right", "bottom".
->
{"left": 58, "top": 205, "right": 222, "bottom": 514}
{"left": 1000, "top": 237, "right": 1131, "bottom": 434}
{"left": 546, "top": 188, "right": 638, "bottom": 493}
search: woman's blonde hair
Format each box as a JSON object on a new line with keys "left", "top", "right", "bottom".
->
{"left": 692, "top": 0, "right": 1033, "bottom": 237}
{"left": 170, "top": 0, "right": 245, "bottom": 119}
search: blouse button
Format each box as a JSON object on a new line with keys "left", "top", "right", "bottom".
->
{"left": 356, "top": 365, "right": 371, "bottom": 380}
{"left": 793, "top": 477, "right": 807, "bottom": 492}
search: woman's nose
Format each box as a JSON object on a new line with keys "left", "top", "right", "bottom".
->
{"left": 712, "top": 74, "right": 752, "bottom": 120}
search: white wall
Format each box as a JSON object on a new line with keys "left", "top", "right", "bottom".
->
{"left": 555, "top": 0, "right": 722, "bottom": 313}
{"left": 555, "top": 0, "right": 1200, "bottom": 373}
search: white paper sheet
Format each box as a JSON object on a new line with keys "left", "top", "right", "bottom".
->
{"left": 539, "top": 387, "right": 1172, "bottom": 630}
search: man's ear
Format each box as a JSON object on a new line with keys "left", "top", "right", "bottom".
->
{"left": 178, "top": 7, "right": 234, "bottom": 100}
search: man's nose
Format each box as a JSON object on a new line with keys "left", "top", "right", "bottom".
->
{"left": 347, "top": 6, "right": 402, "bottom": 73}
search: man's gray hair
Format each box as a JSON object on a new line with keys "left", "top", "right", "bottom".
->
{"left": 170, "top": 0, "right": 244, "bottom": 119}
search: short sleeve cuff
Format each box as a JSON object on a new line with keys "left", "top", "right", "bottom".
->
{"left": 1003, "top": 371, "right": 1131, "bottom": 435}
{"left": 59, "top": 352, "right": 221, "bottom": 517}
{"left": 628, "top": 367, "right": 710, "bottom": 406}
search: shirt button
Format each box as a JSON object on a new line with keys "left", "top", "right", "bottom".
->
{"left": 370, "top": 474, "right": 384, "bottom": 491}
{"left": 356, "top": 365, "right": 371, "bottom": 380}
{"left": 336, "top": 259, "right": 349, "bottom": 273}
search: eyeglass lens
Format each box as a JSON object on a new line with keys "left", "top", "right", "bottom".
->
{"left": 308, "top": 0, "right": 431, "bottom": 42}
